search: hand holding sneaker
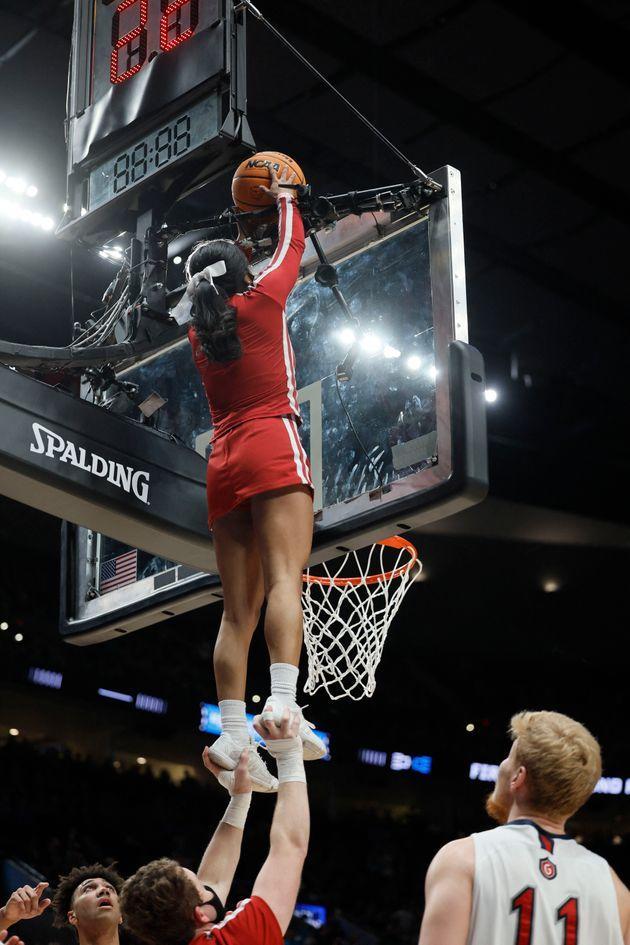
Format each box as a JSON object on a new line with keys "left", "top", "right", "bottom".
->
{"left": 203, "top": 745, "right": 253, "bottom": 794}
{"left": 204, "top": 732, "right": 278, "bottom": 793}
{"left": 254, "top": 706, "right": 306, "bottom": 783}
{"left": 261, "top": 695, "right": 327, "bottom": 761}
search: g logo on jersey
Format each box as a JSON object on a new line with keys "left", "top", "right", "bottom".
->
{"left": 539, "top": 856, "right": 557, "bottom": 880}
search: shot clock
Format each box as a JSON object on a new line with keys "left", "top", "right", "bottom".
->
{"left": 91, "top": 0, "right": 220, "bottom": 105}
{"left": 89, "top": 96, "right": 218, "bottom": 211}
{"left": 59, "top": 0, "right": 254, "bottom": 243}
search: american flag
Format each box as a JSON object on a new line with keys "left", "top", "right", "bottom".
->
{"left": 99, "top": 549, "right": 138, "bottom": 594}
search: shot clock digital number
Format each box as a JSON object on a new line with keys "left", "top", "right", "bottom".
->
{"left": 114, "top": 116, "right": 191, "bottom": 191}
{"left": 91, "top": 0, "right": 219, "bottom": 105}
{"left": 104, "top": 0, "right": 200, "bottom": 87}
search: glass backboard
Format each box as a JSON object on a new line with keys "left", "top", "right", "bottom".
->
{"left": 60, "top": 166, "right": 487, "bottom": 644}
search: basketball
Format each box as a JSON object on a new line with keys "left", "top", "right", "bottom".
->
{"left": 231, "top": 151, "right": 306, "bottom": 211}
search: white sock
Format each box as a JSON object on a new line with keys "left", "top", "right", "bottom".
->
{"left": 219, "top": 700, "right": 249, "bottom": 746}
{"left": 270, "top": 663, "right": 299, "bottom": 707}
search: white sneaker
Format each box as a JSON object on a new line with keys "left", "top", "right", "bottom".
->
{"left": 260, "top": 695, "right": 328, "bottom": 761}
{"left": 206, "top": 732, "right": 278, "bottom": 793}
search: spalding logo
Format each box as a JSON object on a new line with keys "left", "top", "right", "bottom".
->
{"left": 29, "top": 421, "right": 150, "bottom": 505}
{"left": 539, "top": 857, "right": 557, "bottom": 880}
{"left": 246, "top": 159, "right": 281, "bottom": 171}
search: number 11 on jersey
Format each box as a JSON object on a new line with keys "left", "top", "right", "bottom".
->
{"left": 512, "top": 887, "right": 579, "bottom": 945}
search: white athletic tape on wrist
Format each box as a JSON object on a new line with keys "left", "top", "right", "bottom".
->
{"left": 221, "top": 792, "right": 252, "bottom": 829}
{"left": 264, "top": 736, "right": 306, "bottom": 783}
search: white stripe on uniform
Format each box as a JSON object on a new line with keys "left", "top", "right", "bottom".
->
{"left": 282, "top": 417, "right": 310, "bottom": 486}
{"left": 290, "top": 417, "right": 312, "bottom": 486}
{"left": 211, "top": 898, "right": 251, "bottom": 931}
{"left": 253, "top": 194, "right": 294, "bottom": 288}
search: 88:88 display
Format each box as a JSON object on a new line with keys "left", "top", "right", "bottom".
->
{"left": 113, "top": 114, "right": 192, "bottom": 193}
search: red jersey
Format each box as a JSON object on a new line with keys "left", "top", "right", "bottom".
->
{"left": 189, "top": 193, "right": 304, "bottom": 439}
{"left": 189, "top": 897, "right": 283, "bottom": 945}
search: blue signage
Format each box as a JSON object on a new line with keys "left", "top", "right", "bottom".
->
{"left": 294, "top": 903, "right": 327, "bottom": 929}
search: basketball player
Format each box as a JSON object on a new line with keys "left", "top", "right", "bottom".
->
{"left": 121, "top": 708, "right": 309, "bottom": 945}
{"left": 0, "top": 869, "right": 123, "bottom": 945}
{"left": 52, "top": 868, "right": 123, "bottom": 945}
{"left": 418, "top": 710, "right": 630, "bottom": 945}
{"left": 186, "top": 165, "right": 326, "bottom": 791}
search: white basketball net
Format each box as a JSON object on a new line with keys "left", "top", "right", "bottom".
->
{"left": 301, "top": 538, "right": 420, "bottom": 701}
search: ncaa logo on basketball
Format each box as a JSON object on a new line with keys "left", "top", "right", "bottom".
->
{"left": 246, "top": 159, "right": 280, "bottom": 171}
{"left": 539, "top": 857, "right": 557, "bottom": 880}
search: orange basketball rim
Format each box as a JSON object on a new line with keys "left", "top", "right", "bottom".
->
{"left": 303, "top": 535, "right": 419, "bottom": 587}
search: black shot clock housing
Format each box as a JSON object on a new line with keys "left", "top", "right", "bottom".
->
{"left": 58, "top": 0, "right": 254, "bottom": 245}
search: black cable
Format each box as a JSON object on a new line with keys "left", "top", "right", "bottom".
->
{"left": 70, "top": 244, "right": 76, "bottom": 331}
{"left": 238, "top": 0, "right": 440, "bottom": 190}
{"left": 335, "top": 370, "right": 384, "bottom": 492}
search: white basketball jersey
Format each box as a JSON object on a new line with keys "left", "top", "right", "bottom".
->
{"left": 468, "top": 820, "right": 623, "bottom": 945}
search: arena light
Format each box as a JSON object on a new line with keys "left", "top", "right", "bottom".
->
{"left": 135, "top": 692, "right": 168, "bottom": 714}
{"left": 0, "top": 621, "right": 8, "bottom": 630}
{"left": 99, "top": 246, "right": 125, "bottom": 264}
{"left": 336, "top": 327, "right": 356, "bottom": 346}
{"left": 485, "top": 387, "right": 498, "bottom": 404}
{"left": 0, "top": 196, "right": 55, "bottom": 233}
{"left": 594, "top": 777, "right": 625, "bottom": 795}
{"left": 0, "top": 173, "right": 39, "bottom": 200}
{"left": 383, "top": 344, "right": 401, "bottom": 359}
{"left": 4, "top": 176, "right": 27, "bottom": 195}
{"left": 358, "top": 748, "right": 387, "bottom": 767}
{"left": 9, "top": 728, "right": 19, "bottom": 737}
{"left": 406, "top": 355, "right": 422, "bottom": 371}
{"left": 136, "top": 756, "right": 147, "bottom": 766}
{"left": 98, "top": 687, "right": 133, "bottom": 703}
{"left": 173, "top": 255, "right": 183, "bottom": 265}
{"left": 14, "top": 633, "right": 23, "bottom": 642}
{"left": 252, "top": 694, "right": 261, "bottom": 703}
{"left": 469, "top": 762, "right": 499, "bottom": 782}
{"left": 360, "top": 332, "right": 382, "bottom": 356}
{"left": 466, "top": 722, "right": 475, "bottom": 733}
{"left": 28, "top": 667, "right": 63, "bottom": 690}
{"left": 427, "top": 364, "right": 438, "bottom": 381}
{"left": 542, "top": 578, "right": 560, "bottom": 593}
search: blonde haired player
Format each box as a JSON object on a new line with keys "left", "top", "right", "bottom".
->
{"left": 419, "top": 710, "right": 630, "bottom": 945}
